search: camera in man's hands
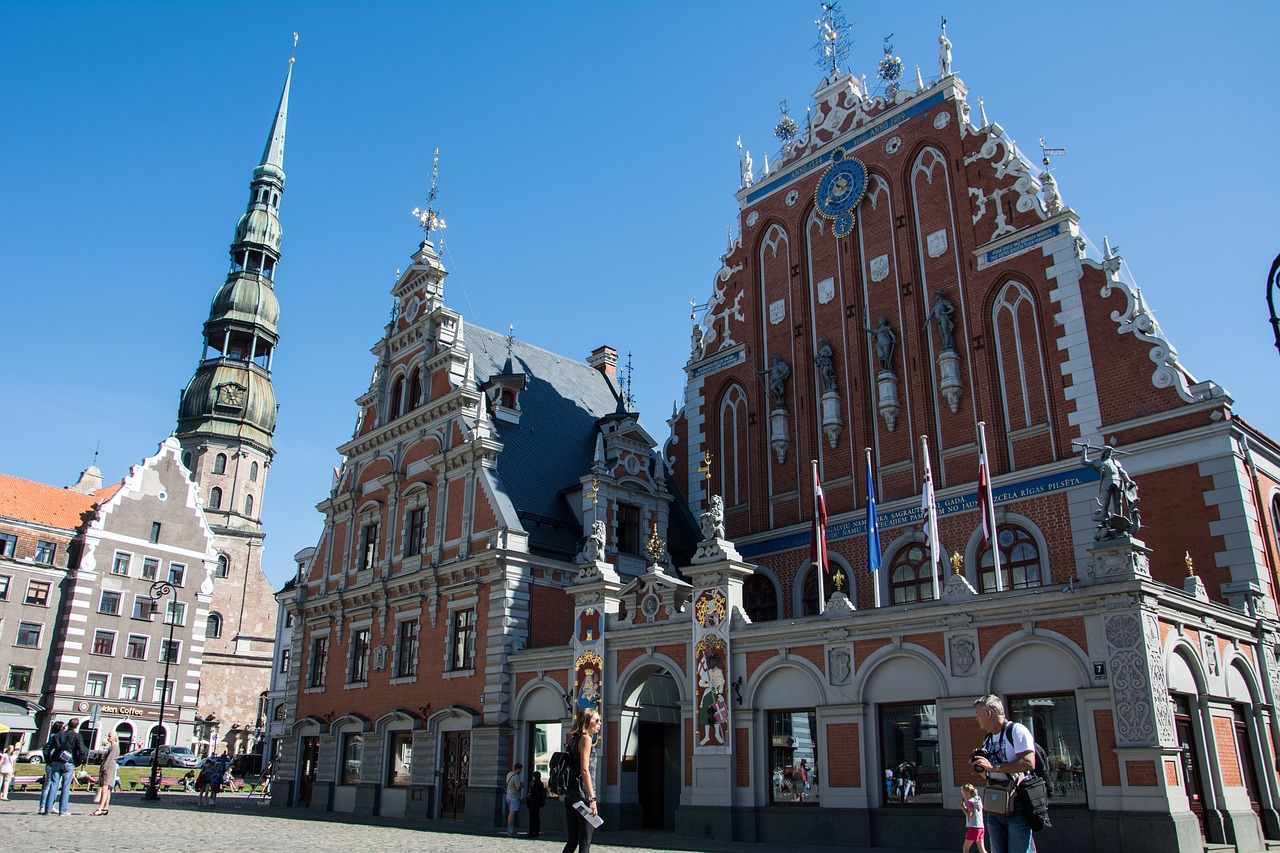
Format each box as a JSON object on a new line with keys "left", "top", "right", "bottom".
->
{"left": 970, "top": 747, "right": 998, "bottom": 772}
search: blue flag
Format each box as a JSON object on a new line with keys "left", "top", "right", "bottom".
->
{"left": 866, "top": 462, "right": 882, "bottom": 574}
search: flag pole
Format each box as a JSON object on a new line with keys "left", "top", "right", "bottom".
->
{"left": 813, "top": 459, "right": 826, "bottom": 613}
{"left": 978, "top": 421, "right": 1003, "bottom": 592}
{"left": 866, "top": 447, "right": 882, "bottom": 609}
{"left": 920, "top": 435, "right": 941, "bottom": 601}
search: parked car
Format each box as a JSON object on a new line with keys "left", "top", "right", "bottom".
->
{"left": 117, "top": 746, "right": 200, "bottom": 768}
{"left": 20, "top": 750, "right": 44, "bottom": 764}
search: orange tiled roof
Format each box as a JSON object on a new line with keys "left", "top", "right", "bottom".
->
{"left": 0, "top": 472, "right": 118, "bottom": 531}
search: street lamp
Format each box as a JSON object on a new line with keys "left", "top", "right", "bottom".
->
{"left": 1267, "top": 253, "right": 1280, "bottom": 360}
{"left": 143, "top": 580, "right": 179, "bottom": 801}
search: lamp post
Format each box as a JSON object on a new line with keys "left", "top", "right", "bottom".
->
{"left": 143, "top": 579, "right": 179, "bottom": 800}
{"left": 1268, "top": 253, "right": 1280, "bottom": 360}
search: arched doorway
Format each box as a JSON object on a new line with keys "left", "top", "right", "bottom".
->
{"left": 617, "top": 665, "right": 683, "bottom": 830}
{"left": 115, "top": 722, "right": 135, "bottom": 755}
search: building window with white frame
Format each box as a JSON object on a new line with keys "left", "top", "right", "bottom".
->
{"left": 111, "top": 551, "right": 132, "bottom": 576}
{"left": 25, "top": 580, "right": 51, "bottom": 607}
{"left": 449, "top": 607, "right": 476, "bottom": 671}
{"left": 120, "top": 676, "right": 142, "bottom": 701}
{"left": 164, "top": 600, "right": 186, "bottom": 627}
{"left": 126, "top": 634, "right": 149, "bottom": 659}
{"left": 16, "top": 621, "right": 42, "bottom": 647}
{"left": 8, "top": 665, "right": 33, "bottom": 692}
{"left": 215, "top": 554, "right": 229, "bottom": 578}
{"left": 92, "top": 630, "right": 116, "bottom": 656}
{"left": 85, "top": 672, "right": 109, "bottom": 698}
{"left": 168, "top": 563, "right": 186, "bottom": 586}
{"left": 131, "top": 594, "right": 153, "bottom": 620}
{"left": 0, "top": 574, "right": 9, "bottom": 600}
{"left": 153, "top": 679, "right": 175, "bottom": 704}
{"left": 349, "top": 627, "right": 370, "bottom": 683}
{"left": 141, "top": 557, "right": 159, "bottom": 580}
{"left": 99, "top": 590, "right": 122, "bottom": 615}
{"left": 160, "top": 639, "right": 182, "bottom": 664}
{"left": 395, "top": 618, "right": 419, "bottom": 678}
{"left": 206, "top": 612, "right": 223, "bottom": 639}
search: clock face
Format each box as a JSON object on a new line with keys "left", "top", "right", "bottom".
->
{"left": 217, "top": 384, "right": 247, "bottom": 408}
{"left": 815, "top": 150, "right": 868, "bottom": 224}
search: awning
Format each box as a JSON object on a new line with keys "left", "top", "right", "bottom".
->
{"left": 0, "top": 712, "right": 37, "bottom": 732}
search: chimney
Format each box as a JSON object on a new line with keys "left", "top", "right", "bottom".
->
{"left": 587, "top": 346, "right": 617, "bottom": 377}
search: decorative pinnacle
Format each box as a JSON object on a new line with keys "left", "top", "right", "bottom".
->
{"left": 813, "top": 2, "right": 850, "bottom": 77}
{"left": 506, "top": 325, "right": 515, "bottom": 362}
{"left": 698, "top": 450, "right": 713, "bottom": 481}
{"left": 1185, "top": 551, "right": 1195, "bottom": 577}
{"left": 586, "top": 479, "right": 599, "bottom": 506}
{"left": 411, "top": 148, "right": 446, "bottom": 241}
{"left": 773, "top": 99, "right": 799, "bottom": 144}
{"left": 646, "top": 523, "right": 667, "bottom": 565}
{"left": 950, "top": 551, "right": 963, "bottom": 574}
{"left": 1039, "top": 135, "right": 1068, "bottom": 168}
{"left": 877, "top": 34, "right": 903, "bottom": 86}
{"left": 833, "top": 568, "right": 847, "bottom": 591}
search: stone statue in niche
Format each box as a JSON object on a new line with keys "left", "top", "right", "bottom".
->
{"left": 582, "top": 519, "right": 607, "bottom": 562}
{"left": 816, "top": 338, "right": 837, "bottom": 392}
{"left": 868, "top": 318, "right": 897, "bottom": 372}
{"left": 700, "top": 494, "right": 726, "bottom": 542}
{"left": 925, "top": 291, "right": 957, "bottom": 351}
{"left": 759, "top": 356, "right": 791, "bottom": 408}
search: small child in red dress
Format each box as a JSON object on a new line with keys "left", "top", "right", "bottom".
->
{"left": 960, "top": 783, "right": 987, "bottom": 853}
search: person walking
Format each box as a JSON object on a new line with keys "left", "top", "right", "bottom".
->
{"left": 92, "top": 732, "right": 119, "bottom": 815}
{"left": 37, "top": 721, "right": 64, "bottom": 814}
{"left": 527, "top": 770, "right": 547, "bottom": 837}
{"left": 505, "top": 762, "right": 525, "bottom": 837}
{"left": 50, "top": 718, "right": 88, "bottom": 816}
{"left": 561, "top": 707, "right": 601, "bottom": 853}
{"left": 972, "top": 694, "right": 1036, "bottom": 853}
{"left": 0, "top": 744, "right": 17, "bottom": 799}
{"left": 960, "top": 782, "right": 988, "bottom": 853}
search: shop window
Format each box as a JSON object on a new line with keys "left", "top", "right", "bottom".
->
{"left": 879, "top": 702, "right": 941, "bottom": 805}
{"left": 388, "top": 732, "right": 413, "bottom": 786}
{"left": 979, "top": 525, "right": 1044, "bottom": 593}
{"left": 530, "top": 721, "right": 564, "bottom": 796}
{"left": 1007, "top": 694, "right": 1085, "bottom": 803}
{"left": 889, "top": 543, "right": 935, "bottom": 604}
{"left": 341, "top": 733, "right": 363, "bottom": 785}
{"left": 744, "top": 574, "right": 778, "bottom": 623}
{"left": 767, "top": 710, "right": 820, "bottom": 804}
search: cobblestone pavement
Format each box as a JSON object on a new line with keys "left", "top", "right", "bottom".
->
{"left": 0, "top": 788, "right": 955, "bottom": 853}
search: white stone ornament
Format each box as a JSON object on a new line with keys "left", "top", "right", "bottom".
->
{"left": 769, "top": 299, "right": 786, "bottom": 325}
{"left": 745, "top": 211, "right": 759, "bottom": 227}
{"left": 785, "top": 189, "right": 800, "bottom": 207}
{"left": 817, "top": 277, "right": 835, "bottom": 304}
{"left": 933, "top": 111, "right": 950, "bottom": 130}
{"left": 927, "top": 229, "right": 948, "bottom": 257}
{"left": 870, "top": 255, "right": 890, "bottom": 282}
{"left": 885, "top": 136, "right": 901, "bottom": 155}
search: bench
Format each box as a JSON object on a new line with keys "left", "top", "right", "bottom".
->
{"left": 12, "top": 774, "right": 44, "bottom": 790}
{"left": 129, "top": 775, "right": 189, "bottom": 791}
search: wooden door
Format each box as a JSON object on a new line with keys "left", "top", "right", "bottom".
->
{"left": 440, "top": 731, "right": 470, "bottom": 820}
{"left": 1173, "top": 696, "right": 1205, "bottom": 836}
{"left": 298, "top": 736, "right": 319, "bottom": 808}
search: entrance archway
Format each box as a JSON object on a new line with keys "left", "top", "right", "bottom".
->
{"left": 617, "top": 664, "right": 684, "bottom": 830}
{"left": 115, "top": 722, "right": 135, "bottom": 755}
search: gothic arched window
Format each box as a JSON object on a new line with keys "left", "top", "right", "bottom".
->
{"left": 249, "top": 461, "right": 259, "bottom": 482}
{"left": 213, "top": 453, "right": 227, "bottom": 475}
{"left": 889, "top": 542, "right": 935, "bottom": 604}
{"left": 390, "top": 376, "right": 405, "bottom": 420}
{"left": 718, "top": 384, "right": 749, "bottom": 506}
{"left": 409, "top": 368, "right": 423, "bottom": 411}
{"left": 978, "top": 524, "right": 1044, "bottom": 592}
{"left": 206, "top": 612, "right": 223, "bottom": 639}
{"left": 743, "top": 574, "right": 778, "bottom": 623}
{"left": 244, "top": 494, "right": 254, "bottom": 516}
{"left": 208, "top": 487, "right": 222, "bottom": 510}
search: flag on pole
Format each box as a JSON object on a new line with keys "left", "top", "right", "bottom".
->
{"left": 977, "top": 421, "right": 1003, "bottom": 592}
{"left": 811, "top": 460, "right": 828, "bottom": 611}
{"left": 920, "top": 437, "right": 941, "bottom": 600}
{"left": 866, "top": 448, "right": 882, "bottom": 609}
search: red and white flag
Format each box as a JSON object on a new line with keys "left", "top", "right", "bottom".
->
{"left": 978, "top": 421, "right": 1003, "bottom": 591}
{"left": 811, "top": 461, "right": 829, "bottom": 609}
{"left": 920, "top": 437, "right": 941, "bottom": 601}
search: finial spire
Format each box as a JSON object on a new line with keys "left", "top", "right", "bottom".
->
{"left": 1039, "top": 135, "right": 1068, "bottom": 168}
{"left": 813, "top": 2, "right": 849, "bottom": 77}
{"left": 259, "top": 57, "right": 292, "bottom": 173}
{"left": 978, "top": 97, "right": 989, "bottom": 127}
{"left": 411, "top": 148, "right": 446, "bottom": 242}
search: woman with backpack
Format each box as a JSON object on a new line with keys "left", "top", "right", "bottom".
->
{"left": 561, "top": 707, "right": 601, "bottom": 853}
{"left": 48, "top": 718, "right": 87, "bottom": 816}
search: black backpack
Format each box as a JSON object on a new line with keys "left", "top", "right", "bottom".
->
{"left": 548, "top": 739, "right": 576, "bottom": 796}
{"left": 999, "top": 722, "right": 1054, "bottom": 797}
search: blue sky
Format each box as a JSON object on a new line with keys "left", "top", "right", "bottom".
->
{"left": 3, "top": 1, "right": 1278, "bottom": 589}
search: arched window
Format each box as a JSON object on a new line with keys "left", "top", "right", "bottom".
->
{"left": 889, "top": 542, "right": 935, "bottom": 604}
{"left": 743, "top": 574, "right": 778, "bottom": 623}
{"left": 213, "top": 453, "right": 227, "bottom": 475}
{"left": 718, "top": 384, "right": 749, "bottom": 506}
{"left": 249, "top": 461, "right": 259, "bottom": 482}
{"left": 208, "top": 487, "right": 222, "bottom": 510}
{"left": 390, "top": 376, "right": 405, "bottom": 420}
{"left": 206, "top": 612, "right": 223, "bottom": 639}
{"left": 801, "top": 567, "right": 820, "bottom": 616}
{"left": 1271, "top": 496, "right": 1280, "bottom": 556}
{"left": 244, "top": 494, "right": 254, "bottom": 516}
{"left": 215, "top": 554, "right": 229, "bottom": 578}
{"left": 409, "top": 368, "right": 423, "bottom": 411}
{"left": 183, "top": 452, "right": 193, "bottom": 470}
{"left": 978, "top": 525, "right": 1044, "bottom": 592}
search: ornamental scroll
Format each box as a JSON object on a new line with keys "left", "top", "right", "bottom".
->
{"left": 693, "top": 587, "right": 732, "bottom": 755}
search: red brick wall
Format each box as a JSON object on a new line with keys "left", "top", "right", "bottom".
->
{"left": 904, "top": 632, "right": 946, "bottom": 662}
{"left": 529, "top": 583, "right": 573, "bottom": 649}
{"left": 1094, "top": 710, "right": 1121, "bottom": 786}
{"left": 1214, "top": 716, "right": 1243, "bottom": 786}
{"left": 735, "top": 727, "right": 750, "bottom": 787}
{"left": 825, "top": 723, "right": 859, "bottom": 788}
{"left": 1126, "top": 760, "right": 1158, "bottom": 786}
{"left": 951, "top": 716, "right": 982, "bottom": 788}
{"left": 1165, "top": 759, "right": 1179, "bottom": 787}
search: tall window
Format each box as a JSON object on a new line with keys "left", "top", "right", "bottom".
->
{"left": 141, "top": 557, "right": 159, "bottom": 580}
{"left": 149, "top": 522, "right": 161, "bottom": 543}
{"left": 801, "top": 568, "right": 821, "bottom": 616}
{"left": 360, "top": 522, "right": 379, "bottom": 571}
{"left": 1007, "top": 693, "right": 1085, "bottom": 805}
{"left": 215, "top": 554, "right": 229, "bottom": 578}
{"left": 213, "top": 453, "right": 227, "bottom": 474}
{"left": 349, "top": 628, "right": 370, "bottom": 683}
{"left": 126, "top": 635, "right": 149, "bottom": 659}
{"left": 16, "top": 622, "right": 42, "bottom": 647}
{"left": 7, "top": 665, "right": 32, "bottom": 691}
{"left": 405, "top": 506, "right": 427, "bottom": 557}
{"left": 249, "top": 461, "right": 259, "bottom": 482}
{"left": 92, "top": 630, "right": 116, "bottom": 655}
{"left": 112, "top": 552, "right": 132, "bottom": 576}
{"left": 617, "top": 504, "right": 642, "bottom": 556}
{"left": 34, "top": 541, "right": 56, "bottom": 565}
{"left": 309, "top": 637, "right": 329, "bottom": 688}
{"left": 85, "top": 672, "right": 109, "bottom": 698}
{"left": 979, "top": 525, "right": 1044, "bottom": 593}
{"left": 879, "top": 703, "right": 941, "bottom": 805}
{"left": 396, "top": 619, "right": 420, "bottom": 678}
{"left": 244, "top": 494, "right": 254, "bottom": 516}
{"left": 0, "top": 574, "right": 9, "bottom": 599}
{"left": 26, "top": 580, "right": 51, "bottom": 606}
{"left": 208, "top": 487, "right": 223, "bottom": 509}
{"left": 279, "top": 648, "right": 291, "bottom": 674}
{"left": 390, "top": 376, "right": 405, "bottom": 420}
{"left": 889, "top": 543, "right": 936, "bottom": 604}
{"left": 450, "top": 608, "right": 476, "bottom": 671}
{"left": 744, "top": 574, "right": 778, "bottom": 622}
{"left": 408, "top": 368, "right": 423, "bottom": 411}
{"left": 99, "top": 590, "right": 122, "bottom": 615}
{"left": 341, "top": 733, "right": 363, "bottom": 785}
{"left": 120, "top": 676, "right": 142, "bottom": 701}
{"left": 388, "top": 732, "right": 413, "bottom": 786}
{"left": 206, "top": 612, "right": 223, "bottom": 639}
{"left": 768, "top": 710, "right": 820, "bottom": 804}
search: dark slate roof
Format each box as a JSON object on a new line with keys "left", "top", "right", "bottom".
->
{"left": 465, "top": 324, "right": 627, "bottom": 559}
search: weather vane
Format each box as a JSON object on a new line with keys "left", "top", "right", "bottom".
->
{"left": 1039, "top": 136, "right": 1067, "bottom": 167}
{"left": 877, "top": 34, "right": 903, "bottom": 95}
{"left": 813, "top": 2, "right": 850, "bottom": 77}
{"left": 697, "top": 449, "right": 713, "bottom": 481}
{"left": 290, "top": 32, "right": 298, "bottom": 64}
{"left": 411, "top": 148, "right": 446, "bottom": 241}
{"left": 506, "top": 325, "right": 515, "bottom": 362}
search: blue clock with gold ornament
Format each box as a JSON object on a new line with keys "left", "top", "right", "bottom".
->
{"left": 815, "top": 147, "right": 868, "bottom": 237}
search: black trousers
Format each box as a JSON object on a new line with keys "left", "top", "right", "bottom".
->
{"left": 561, "top": 801, "right": 593, "bottom": 853}
{"left": 529, "top": 804, "right": 542, "bottom": 836}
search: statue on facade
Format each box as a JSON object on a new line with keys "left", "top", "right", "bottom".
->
{"left": 582, "top": 519, "right": 607, "bottom": 562}
{"left": 816, "top": 338, "right": 837, "bottom": 393}
{"left": 1078, "top": 442, "right": 1141, "bottom": 537}
{"left": 938, "top": 31, "right": 952, "bottom": 77}
{"left": 759, "top": 356, "right": 791, "bottom": 408}
{"left": 700, "top": 494, "right": 726, "bottom": 542}
{"left": 690, "top": 323, "right": 706, "bottom": 361}
{"left": 741, "top": 148, "right": 754, "bottom": 188}
{"left": 1040, "top": 171, "right": 1063, "bottom": 215}
{"left": 867, "top": 317, "right": 897, "bottom": 372}
{"left": 925, "top": 291, "right": 957, "bottom": 351}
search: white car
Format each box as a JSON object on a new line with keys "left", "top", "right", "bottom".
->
{"left": 117, "top": 746, "right": 200, "bottom": 768}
